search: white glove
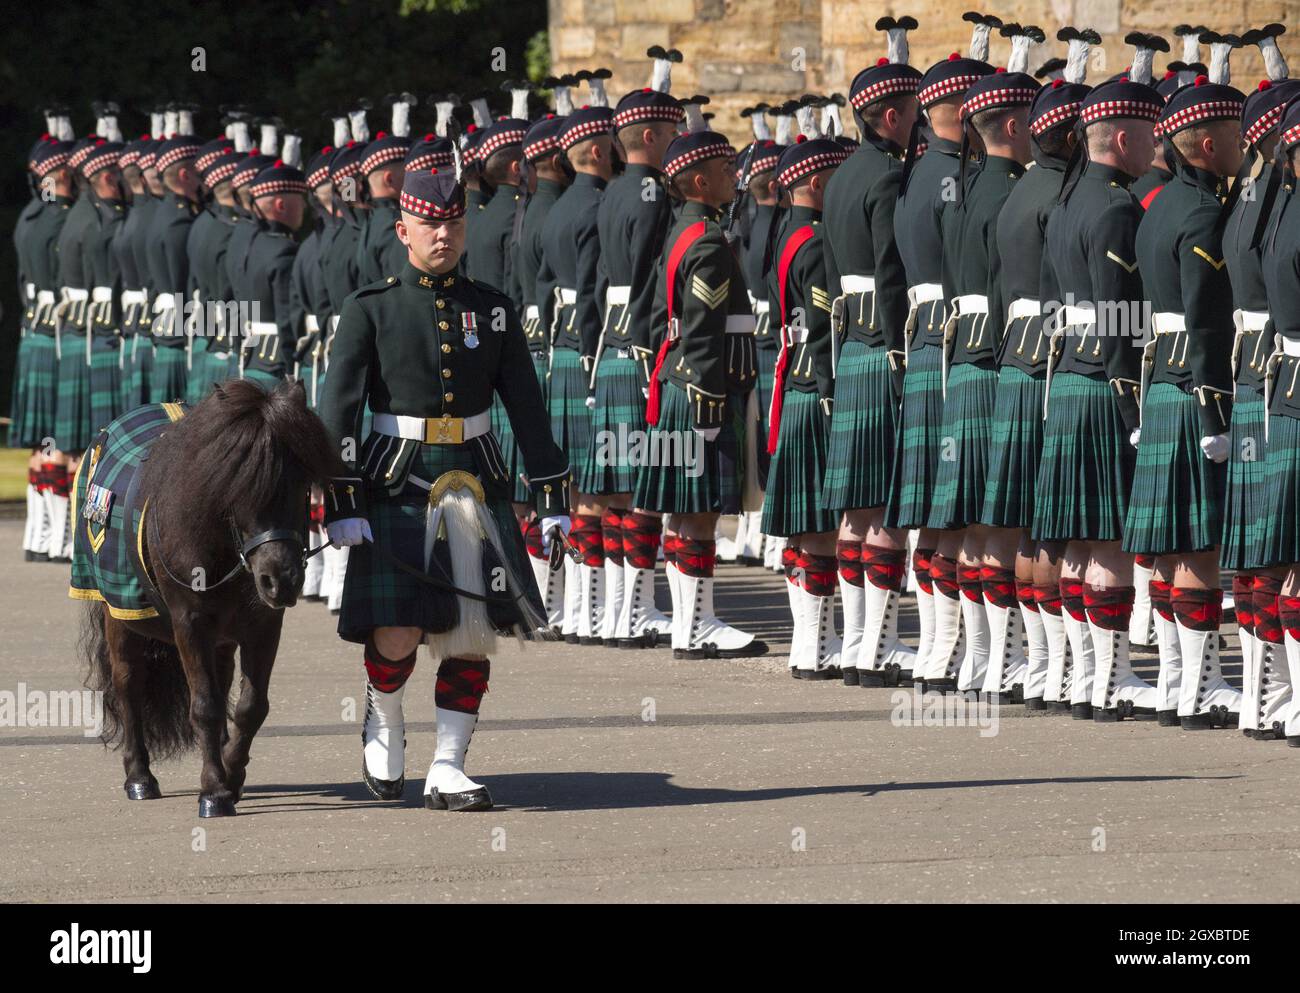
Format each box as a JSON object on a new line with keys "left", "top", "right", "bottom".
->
{"left": 694, "top": 426, "right": 721, "bottom": 442}
{"left": 1200, "top": 433, "right": 1230, "bottom": 464}
{"left": 540, "top": 515, "right": 571, "bottom": 553}
{"left": 585, "top": 394, "right": 596, "bottom": 409}
{"left": 1130, "top": 428, "right": 1141, "bottom": 448}
{"left": 326, "top": 517, "right": 373, "bottom": 547}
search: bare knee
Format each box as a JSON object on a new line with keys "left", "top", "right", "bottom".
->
{"left": 373, "top": 626, "right": 422, "bottom": 659}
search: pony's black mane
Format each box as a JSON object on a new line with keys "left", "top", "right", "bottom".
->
{"left": 142, "top": 380, "right": 343, "bottom": 526}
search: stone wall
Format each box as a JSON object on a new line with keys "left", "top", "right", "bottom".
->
{"left": 549, "top": 0, "right": 1300, "bottom": 141}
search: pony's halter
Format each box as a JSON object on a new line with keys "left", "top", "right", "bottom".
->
{"left": 150, "top": 513, "right": 326, "bottom": 593}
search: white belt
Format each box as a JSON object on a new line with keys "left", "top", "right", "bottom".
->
{"left": 1007, "top": 298, "right": 1040, "bottom": 321}
{"left": 1234, "top": 309, "right": 1268, "bottom": 333}
{"left": 840, "top": 275, "right": 876, "bottom": 295}
{"left": 24, "top": 282, "right": 35, "bottom": 299}
{"left": 121, "top": 290, "right": 146, "bottom": 307}
{"left": 557, "top": 287, "right": 577, "bottom": 305}
{"left": 305, "top": 314, "right": 320, "bottom": 333}
{"left": 726, "top": 314, "right": 757, "bottom": 335}
{"left": 36, "top": 290, "right": 55, "bottom": 307}
{"left": 91, "top": 286, "right": 113, "bottom": 304}
{"left": 153, "top": 294, "right": 175, "bottom": 313}
{"left": 373, "top": 410, "right": 491, "bottom": 441}
{"left": 953, "top": 294, "right": 989, "bottom": 316}
{"left": 605, "top": 285, "right": 631, "bottom": 307}
{"left": 752, "top": 299, "right": 769, "bottom": 316}
{"left": 907, "top": 282, "right": 944, "bottom": 307}
{"left": 1283, "top": 338, "right": 1300, "bottom": 358}
{"left": 1062, "top": 304, "right": 1096, "bottom": 328}
{"left": 525, "top": 304, "right": 539, "bottom": 322}
{"left": 783, "top": 325, "right": 809, "bottom": 344}
{"left": 330, "top": 315, "right": 340, "bottom": 333}
{"left": 64, "top": 287, "right": 89, "bottom": 303}
{"left": 1151, "top": 311, "right": 1186, "bottom": 335}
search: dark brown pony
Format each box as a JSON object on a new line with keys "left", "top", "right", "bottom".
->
{"left": 81, "top": 380, "right": 343, "bottom": 817}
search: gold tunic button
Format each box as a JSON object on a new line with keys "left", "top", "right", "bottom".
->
{"left": 439, "top": 320, "right": 449, "bottom": 330}
{"left": 442, "top": 368, "right": 452, "bottom": 379}
{"left": 436, "top": 298, "right": 446, "bottom": 309}
{"left": 441, "top": 343, "right": 452, "bottom": 354}
{"left": 444, "top": 392, "right": 454, "bottom": 403}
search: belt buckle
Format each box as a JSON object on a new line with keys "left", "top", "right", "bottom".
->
{"left": 424, "top": 414, "right": 464, "bottom": 445}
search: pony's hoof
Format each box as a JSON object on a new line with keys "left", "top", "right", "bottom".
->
{"left": 124, "top": 778, "right": 161, "bottom": 800}
{"left": 198, "top": 794, "right": 237, "bottom": 818}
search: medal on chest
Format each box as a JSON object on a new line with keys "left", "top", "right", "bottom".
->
{"left": 461, "top": 310, "right": 479, "bottom": 349}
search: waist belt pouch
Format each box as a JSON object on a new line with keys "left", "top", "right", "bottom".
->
{"left": 468, "top": 432, "right": 511, "bottom": 500}
{"left": 357, "top": 432, "right": 421, "bottom": 497}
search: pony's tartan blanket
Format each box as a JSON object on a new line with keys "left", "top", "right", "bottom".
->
{"left": 69, "top": 402, "right": 188, "bottom": 620}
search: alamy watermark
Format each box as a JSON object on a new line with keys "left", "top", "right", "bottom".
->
{"left": 0, "top": 683, "right": 104, "bottom": 738}
{"left": 592, "top": 424, "right": 704, "bottom": 478}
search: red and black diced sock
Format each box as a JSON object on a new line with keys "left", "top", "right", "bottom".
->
{"left": 782, "top": 544, "right": 800, "bottom": 584}
{"left": 798, "top": 551, "right": 837, "bottom": 597}
{"left": 50, "top": 465, "right": 71, "bottom": 499}
{"left": 1278, "top": 593, "right": 1300, "bottom": 643}
{"left": 435, "top": 657, "right": 491, "bottom": 715}
{"left": 836, "top": 540, "right": 863, "bottom": 587}
{"left": 1082, "top": 583, "right": 1133, "bottom": 631}
{"left": 1016, "top": 579, "right": 1039, "bottom": 613}
{"left": 863, "top": 544, "right": 907, "bottom": 592}
{"left": 1135, "top": 553, "right": 1157, "bottom": 570}
{"left": 930, "top": 554, "right": 960, "bottom": 600}
{"left": 980, "top": 564, "right": 1017, "bottom": 609}
{"left": 569, "top": 514, "right": 604, "bottom": 568}
{"left": 27, "top": 467, "right": 39, "bottom": 491}
{"left": 1253, "top": 575, "right": 1284, "bottom": 645}
{"left": 1170, "top": 586, "right": 1222, "bottom": 631}
{"left": 1150, "top": 578, "right": 1174, "bottom": 622}
{"left": 1035, "top": 582, "right": 1063, "bottom": 616}
{"left": 1059, "top": 578, "right": 1086, "bottom": 622}
{"left": 1231, "top": 573, "right": 1256, "bottom": 634}
{"left": 957, "top": 562, "right": 984, "bottom": 604}
{"left": 39, "top": 463, "right": 56, "bottom": 493}
{"left": 602, "top": 507, "right": 626, "bottom": 568}
{"left": 522, "top": 517, "right": 545, "bottom": 560}
{"left": 363, "top": 637, "right": 417, "bottom": 693}
{"left": 675, "top": 538, "right": 715, "bottom": 578}
{"left": 913, "top": 548, "right": 935, "bottom": 595}
{"left": 623, "top": 510, "right": 662, "bottom": 569}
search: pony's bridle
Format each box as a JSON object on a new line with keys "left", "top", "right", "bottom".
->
{"left": 149, "top": 513, "right": 329, "bottom": 592}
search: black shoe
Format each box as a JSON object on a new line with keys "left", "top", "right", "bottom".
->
{"left": 1023, "top": 696, "right": 1046, "bottom": 711}
{"left": 1071, "top": 702, "right": 1093, "bottom": 720}
{"left": 1287, "top": 735, "right": 1300, "bottom": 748}
{"left": 30, "top": 551, "right": 49, "bottom": 562}
{"left": 898, "top": 670, "right": 915, "bottom": 687}
{"left": 564, "top": 633, "right": 580, "bottom": 644}
{"left": 925, "top": 677, "right": 958, "bottom": 693}
{"left": 1047, "top": 700, "right": 1072, "bottom": 715}
{"left": 24, "top": 550, "right": 34, "bottom": 562}
{"left": 361, "top": 763, "right": 405, "bottom": 801}
{"left": 858, "top": 670, "right": 887, "bottom": 687}
{"left": 424, "top": 786, "right": 493, "bottom": 812}
{"left": 1094, "top": 707, "right": 1119, "bottom": 723}
{"left": 841, "top": 667, "right": 860, "bottom": 686}
{"left": 800, "top": 667, "right": 840, "bottom": 681}
{"left": 673, "top": 639, "right": 769, "bottom": 660}
{"left": 601, "top": 638, "right": 618, "bottom": 647}
{"left": 1157, "top": 709, "right": 1180, "bottom": 727}
{"left": 790, "top": 667, "right": 803, "bottom": 679}
{"left": 1010, "top": 683, "right": 1025, "bottom": 705}
{"left": 579, "top": 636, "right": 602, "bottom": 646}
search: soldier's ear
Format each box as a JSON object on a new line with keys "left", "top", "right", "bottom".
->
{"left": 395, "top": 217, "right": 410, "bottom": 247}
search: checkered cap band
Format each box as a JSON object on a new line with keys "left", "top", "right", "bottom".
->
{"left": 196, "top": 147, "right": 230, "bottom": 171}
{"left": 203, "top": 159, "right": 240, "bottom": 187}
{"left": 1030, "top": 101, "right": 1083, "bottom": 135}
{"left": 36, "top": 151, "right": 71, "bottom": 176}
{"left": 613, "top": 104, "right": 686, "bottom": 129}
{"left": 82, "top": 150, "right": 120, "bottom": 177}
{"left": 522, "top": 135, "right": 561, "bottom": 160}
{"left": 361, "top": 143, "right": 409, "bottom": 175}
{"left": 851, "top": 75, "right": 922, "bottom": 111}
{"left": 663, "top": 140, "right": 736, "bottom": 178}
{"left": 399, "top": 188, "right": 466, "bottom": 219}
{"left": 776, "top": 148, "right": 849, "bottom": 188}
{"left": 137, "top": 153, "right": 157, "bottom": 170}
{"left": 156, "top": 143, "right": 200, "bottom": 171}
{"left": 117, "top": 149, "right": 141, "bottom": 168}
{"left": 250, "top": 178, "right": 308, "bottom": 198}
{"left": 306, "top": 164, "right": 332, "bottom": 188}
{"left": 961, "top": 86, "right": 1038, "bottom": 120}
{"left": 330, "top": 160, "right": 362, "bottom": 181}
{"left": 478, "top": 127, "right": 527, "bottom": 160}
{"left": 918, "top": 73, "right": 981, "bottom": 107}
{"left": 750, "top": 149, "right": 781, "bottom": 173}
{"left": 1158, "top": 99, "right": 1244, "bottom": 138}
{"left": 1247, "top": 104, "right": 1287, "bottom": 146}
{"left": 1081, "top": 99, "right": 1161, "bottom": 125}
{"left": 405, "top": 150, "right": 455, "bottom": 171}
{"left": 69, "top": 145, "right": 95, "bottom": 169}
{"left": 560, "top": 117, "right": 612, "bottom": 149}
{"left": 1283, "top": 121, "right": 1300, "bottom": 149}
{"left": 232, "top": 166, "right": 264, "bottom": 189}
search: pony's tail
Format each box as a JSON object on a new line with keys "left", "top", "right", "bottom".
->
{"left": 80, "top": 603, "right": 195, "bottom": 759}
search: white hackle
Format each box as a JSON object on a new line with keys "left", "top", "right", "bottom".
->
{"left": 886, "top": 26, "right": 911, "bottom": 66}
{"left": 588, "top": 76, "right": 609, "bottom": 108}
{"left": 821, "top": 102, "right": 844, "bottom": 138}
{"left": 177, "top": 109, "right": 194, "bottom": 136}
{"left": 470, "top": 97, "right": 491, "bottom": 130}
{"left": 796, "top": 103, "right": 820, "bottom": 139}
{"left": 231, "top": 120, "right": 252, "bottom": 153}
{"left": 552, "top": 82, "right": 574, "bottom": 116}
{"left": 774, "top": 111, "right": 794, "bottom": 145}
{"left": 1129, "top": 46, "right": 1155, "bottom": 86}
{"left": 281, "top": 133, "right": 302, "bottom": 168}
{"left": 682, "top": 101, "right": 707, "bottom": 133}
{"left": 1065, "top": 37, "right": 1092, "bottom": 85}
{"left": 150, "top": 112, "right": 164, "bottom": 140}
{"left": 434, "top": 100, "right": 454, "bottom": 138}
{"left": 750, "top": 113, "right": 771, "bottom": 142}
{"left": 103, "top": 114, "right": 121, "bottom": 143}
{"left": 510, "top": 87, "right": 530, "bottom": 120}
{"left": 969, "top": 21, "right": 993, "bottom": 62}
{"left": 163, "top": 109, "right": 178, "bottom": 137}
{"left": 650, "top": 56, "right": 673, "bottom": 93}
{"left": 391, "top": 96, "right": 412, "bottom": 138}
{"left": 259, "top": 123, "right": 279, "bottom": 155}
{"left": 1209, "top": 39, "right": 1233, "bottom": 85}
{"left": 1180, "top": 28, "right": 1202, "bottom": 66}
{"left": 1258, "top": 34, "right": 1289, "bottom": 82}
{"left": 1007, "top": 33, "right": 1033, "bottom": 74}
{"left": 331, "top": 116, "right": 349, "bottom": 148}
{"left": 349, "top": 108, "right": 370, "bottom": 143}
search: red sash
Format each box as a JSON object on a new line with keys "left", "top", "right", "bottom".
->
{"left": 1140, "top": 185, "right": 1164, "bottom": 211}
{"left": 767, "top": 224, "right": 816, "bottom": 454}
{"left": 646, "top": 221, "right": 709, "bottom": 425}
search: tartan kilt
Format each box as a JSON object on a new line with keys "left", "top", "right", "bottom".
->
{"left": 1032, "top": 371, "right": 1134, "bottom": 543}
{"left": 150, "top": 344, "right": 187, "bottom": 403}
{"left": 979, "top": 366, "right": 1045, "bottom": 529}
{"left": 488, "top": 397, "right": 528, "bottom": 504}
{"left": 822, "top": 339, "right": 898, "bottom": 512}
{"left": 241, "top": 367, "right": 284, "bottom": 392}
{"left": 337, "top": 439, "right": 540, "bottom": 644}
{"left": 88, "top": 335, "right": 123, "bottom": 438}
{"left": 632, "top": 378, "right": 740, "bottom": 515}
{"left": 1122, "top": 383, "right": 1224, "bottom": 555}
{"left": 7, "top": 331, "right": 33, "bottom": 447}
{"left": 579, "top": 351, "right": 645, "bottom": 495}
{"left": 926, "top": 362, "right": 998, "bottom": 530}
{"left": 54, "top": 332, "right": 93, "bottom": 452}
{"left": 185, "top": 348, "right": 232, "bottom": 405}
{"left": 127, "top": 337, "right": 154, "bottom": 408}
{"left": 1252, "top": 408, "right": 1300, "bottom": 567}
{"left": 1220, "top": 390, "right": 1266, "bottom": 570}
{"left": 885, "top": 340, "right": 945, "bottom": 529}
{"left": 755, "top": 343, "right": 779, "bottom": 434}
{"left": 547, "top": 348, "right": 593, "bottom": 488}
{"left": 13, "top": 333, "right": 57, "bottom": 449}
{"left": 761, "top": 389, "right": 837, "bottom": 536}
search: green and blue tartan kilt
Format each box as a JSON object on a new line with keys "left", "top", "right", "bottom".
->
{"left": 632, "top": 379, "right": 741, "bottom": 515}
{"left": 88, "top": 335, "right": 123, "bottom": 439}
{"left": 1032, "top": 371, "right": 1134, "bottom": 543}
{"left": 54, "top": 332, "right": 93, "bottom": 452}
{"left": 761, "top": 389, "right": 837, "bottom": 537}
{"left": 126, "top": 336, "right": 154, "bottom": 409}
{"left": 17, "top": 333, "right": 59, "bottom": 448}
{"left": 822, "top": 339, "right": 899, "bottom": 513}
{"left": 1220, "top": 390, "right": 1266, "bottom": 570}
{"left": 185, "top": 348, "right": 233, "bottom": 405}
{"left": 240, "top": 367, "right": 284, "bottom": 392}
{"left": 1122, "top": 383, "right": 1224, "bottom": 555}
{"left": 926, "top": 362, "right": 998, "bottom": 530}
{"left": 8, "top": 332, "right": 36, "bottom": 447}
{"left": 1251, "top": 408, "right": 1300, "bottom": 568}
{"left": 337, "top": 439, "right": 540, "bottom": 644}
{"left": 579, "top": 351, "right": 645, "bottom": 495}
{"left": 547, "top": 348, "right": 593, "bottom": 488}
{"left": 150, "top": 345, "right": 188, "bottom": 403}
{"left": 979, "top": 366, "right": 1046, "bottom": 529}
{"left": 489, "top": 397, "right": 528, "bottom": 504}
{"left": 755, "top": 343, "right": 779, "bottom": 434}
{"left": 531, "top": 350, "right": 548, "bottom": 392}
{"left": 885, "top": 340, "right": 945, "bottom": 529}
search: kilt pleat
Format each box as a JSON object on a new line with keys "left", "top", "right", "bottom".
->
{"left": 88, "top": 336, "right": 122, "bottom": 438}
{"left": 1031, "top": 371, "right": 1134, "bottom": 543}
{"left": 127, "top": 339, "right": 154, "bottom": 409}
{"left": 185, "top": 349, "right": 234, "bottom": 405}
{"left": 822, "top": 339, "right": 898, "bottom": 512}
{"left": 1122, "top": 383, "right": 1224, "bottom": 555}
{"left": 761, "top": 389, "right": 837, "bottom": 536}
{"left": 755, "top": 344, "right": 779, "bottom": 433}
{"left": 54, "top": 335, "right": 94, "bottom": 452}
{"left": 926, "top": 362, "right": 998, "bottom": 530}
{"left": 1253, "top": 410, "right": 1300, "bottom": 568}
{"left": 579, "top": 351, "right": 645, "bottom": 495}
{"left": 885, "top": 341, "right": 945, "bottom": 529}
{"left": 1220, "top": 391, "right": 1266, "bottom": 570}
{"left": 547, "top": 348, "right": 593, "bottom": 487}
{"left": 7, "top": 332, "right": 33, "bottom": 447}
{"left": 489, "top": 397, "right": 529, "bottom": 504}
{"left": 15, "top": 333, "right": 56, "bottom": 448}
{"left": 979, "top": 366, "right": 1045, "bottom": 529}
{"left": 632, "top": 379, "right": 736, "bottom": 515}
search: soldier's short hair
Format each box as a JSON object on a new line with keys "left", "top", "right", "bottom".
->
{"left": 855, "top": 93, "right": 913, "bottom": 131}
{"left": 969, "top": 106, "right": 1019, "bottom": 146}
{"left": 481, "top": 145, "right": 523, "bottom": 186}
{"left": 1034, "top": 122, "right": 1074, "bottom": 160}
{"left": 746, "top": 169, "right": 774, "bottom": 198}
{"left": 1085, "top": 121, "right": 1121, "bottom": 157}
{"left": 617, "top": 119, "right": 675, "bottom": 151}
{"left": 1170, "top": 119, "right": 1237, "bottom": 160}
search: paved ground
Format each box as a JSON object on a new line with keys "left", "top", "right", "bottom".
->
{"left": 2, "top": 518, "right": 1298, "bottom": 903}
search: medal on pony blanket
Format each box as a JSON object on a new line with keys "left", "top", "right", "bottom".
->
{"left": 461, "top": 311, "right": 479, "bottom": 349}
